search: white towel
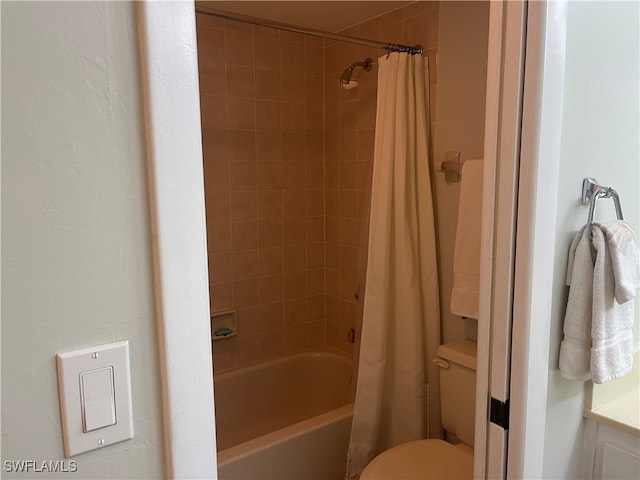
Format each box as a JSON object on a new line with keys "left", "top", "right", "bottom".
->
{"left": 559, "top": 221, "right": 639, "bottom": 383}
{"left": 559, "top": 226, "right": 593, "bottom": 381}
{"left": 590, "top": 221, "right": 639, "bottom": 384}
{"left": 450, "top": 159, "right": 483, "bottom": 319}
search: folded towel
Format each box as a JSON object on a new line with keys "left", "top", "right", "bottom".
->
{"left": 559, "top": 226, "right": 593, "bottom": 381}
{"left": 598, "top": 221, "right": 640, "bottom": 304}
{"left": 590, "top": 221, "right": 639, "bottom": 384}
{"left": 450, "top": 159, "right": 483, "bottom": 319}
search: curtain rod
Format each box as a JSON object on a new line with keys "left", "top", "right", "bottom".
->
{"left": 195, "top": 6, "right": 423, "bottom": 55}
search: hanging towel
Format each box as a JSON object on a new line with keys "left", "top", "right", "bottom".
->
{"left": 559, "top": 226, "right": 593, "bottom": 381}
{"left": 559, "top": 221, "right": 640, "bottom": 383}
{"left": 450, "top": 159, "right": 483, "bottom": 319}
{"left": 590, "top": 221, "right": 639, "bottom": 384}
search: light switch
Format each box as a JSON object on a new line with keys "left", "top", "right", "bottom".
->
{"left": 56, "top": 341, "right": 133, "bottom": 457}
{"left": 80, "top": 367, "right": 116, "bottom": 432}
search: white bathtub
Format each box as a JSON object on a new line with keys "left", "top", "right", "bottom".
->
{"left": 214, "top": 351, "right": 354, "bottom": 480}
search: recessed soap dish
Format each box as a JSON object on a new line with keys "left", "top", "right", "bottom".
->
{"left": 211, "top": 311, "right": 237, "bottom": 341}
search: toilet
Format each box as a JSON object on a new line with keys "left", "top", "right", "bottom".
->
{"left": 360, "top": 339, "right": 477, "bottom": 479}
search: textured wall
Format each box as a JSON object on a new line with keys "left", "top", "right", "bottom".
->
{"left": 1, "top": 2, "right": 164, "bottom": 477}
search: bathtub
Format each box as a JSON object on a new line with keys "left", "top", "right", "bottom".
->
{"left": 214, "top": 350, "right": 354, "bottom": 480}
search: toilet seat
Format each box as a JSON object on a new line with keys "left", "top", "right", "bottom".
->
{"left": 360, "top": 439, "right": 473, "bottom": 479}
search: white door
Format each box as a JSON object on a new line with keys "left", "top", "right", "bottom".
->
{"left": 474, "top": 1, "right": 528, "bottom": 477}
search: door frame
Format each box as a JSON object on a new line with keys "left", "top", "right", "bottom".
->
{"left": 136, "top": 2, "right": 218, "bottom": 478}
{"left": 474, "top": 0, "right": 528, "bottom": 477}
{"left": 508, "top": 0, "right": 570, "bottom": 478}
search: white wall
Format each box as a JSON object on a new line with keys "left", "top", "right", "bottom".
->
{"left": 542, "top": 1, "right": 639, "bottom": 477}
{"left": 433, "top": 1, "right": 490, "bottom": 343}
{"left": 2, "top": 2, "right": 165, "bottom": 477}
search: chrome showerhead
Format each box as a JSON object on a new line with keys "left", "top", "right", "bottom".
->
{"left": 339, "top": 58, "right": 373, "bottom": 85}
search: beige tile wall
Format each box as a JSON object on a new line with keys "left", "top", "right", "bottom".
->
{"left": 197, "top": 1, "right": 439, "bottom": 370}
{"left": 197, "top": 14, "right": 327, "bottom": 372}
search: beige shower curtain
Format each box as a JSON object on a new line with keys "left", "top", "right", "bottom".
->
{"left": 345, "top": 52, "right": 441, "bottom": 479}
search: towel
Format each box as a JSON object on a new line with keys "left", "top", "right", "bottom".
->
{"left": 450, "top": 159, "right": 483, "bottom": 319}
{"left": 559, "top": 221, "right": 640, "bottom": 383}
{"left": 559, "top": 226, "right": 593, "bottom": 381}
{"left": 590, "top": 221, "right": 639, "bottom": 383}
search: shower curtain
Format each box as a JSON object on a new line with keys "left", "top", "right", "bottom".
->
{"left": 345, "top": 52, "right": 441, "bottom": 479}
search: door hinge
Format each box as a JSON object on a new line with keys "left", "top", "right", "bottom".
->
{"left": 490, "top": 397, "right": 510, "bottom": 430}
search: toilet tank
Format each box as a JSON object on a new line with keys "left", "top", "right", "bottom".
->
{"left": 435, "top": 339, "right": 477, "bottom": 447}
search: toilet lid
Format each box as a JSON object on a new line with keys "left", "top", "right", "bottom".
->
{"left": 360, "top": 439, "right": 473, "bottom": 479}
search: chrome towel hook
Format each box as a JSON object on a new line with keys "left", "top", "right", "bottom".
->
{"left": 582, "top": 178, "right": 624, "bottom": 240}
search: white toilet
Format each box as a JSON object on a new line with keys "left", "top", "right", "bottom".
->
{"left": 360, "top": 339, "right": 477, "bottom": 479}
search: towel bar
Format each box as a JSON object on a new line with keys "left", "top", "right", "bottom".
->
{"left": 438, "top": 151, "right": 461, "bottom": 183}
{"left": 582, "top": 178, "right": 624, "bottom": 239}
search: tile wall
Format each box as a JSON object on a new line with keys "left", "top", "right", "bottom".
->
{"left": 196, "top": 1, "right": 439, "bottom": 371}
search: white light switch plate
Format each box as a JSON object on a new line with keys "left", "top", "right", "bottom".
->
{"left": 56, "top": 341, "right": 134, "bottom": 457}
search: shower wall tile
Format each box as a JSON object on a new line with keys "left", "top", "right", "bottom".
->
{"left": 259, "top": 275, "right": 283, "bottom": 303}
{"left": 197, "top": 27, "right": 226, "bottom": 63}
{"left": 225, "top": 32, "right": 254, "bottom": 66}
{"left": 255, "top": 69, "right": 281, "bottom": 100}
{"left": 234, "top": 279, "right": 260, "bottom": 308}
{"left": 201, "top": 164, "right": 226, "bottom": 196}
{"left": 378, "top": 7, "right": 404, "bottom": 28}
{"left": 281, "top": 42, "right": 305, "bottom": 72}
{"left": 282, "top": 189, "right": 305, "bottom": 216}
{"left": 404, "top": 13, "right": 430, "bottom": 48}
{"left": 231, "top": 221, "right": 258, "bottom": 251}
{"left": 227, "top": 97, "right": 255, "bottom": 129}
{"left": 256, "top": 163, "right": 283, "bottom": 190}
{"left": 283, "top": 218, "right": 306, "bottom": 244}
{"left": 229, "top": 163, "right": 257, "bottom": 191}
{"left": 281, "top": 103, "right": 306, "bottom": 132}
{"left": 208, "top": 223, "right": 231, "bottom": 254}
{"left": 304, "top": 45, "right": 324, "bottom": 77}
{"left": 226, "top": 65, "right": 255, "bottom": 98}
{"left": 232, "top": 250, "right": 260, "bottom": 280}
{"left": 258, "top": 219, "right": 283, "bottom": 248}
{"left": 281, "top": 73, "right": 306, "bottom": 103}
{"left": 259, "top": 247, "right": 283, "bottom": 276}
{"left": 205, "top": 191, "right": 231, "bottom": 222}
{"left": 284, "top": 298, "right": 308, "bottom": 326}
{"left": 254, "top": 37, "right": 281, "bottom": 70}
{"left": 202, "top": 127, "right": 229, "bottom": 160}
{"left": 308, "top": 295, "right": 326, "bottom": 321}
{"left": 199, "top": 95, "right": 227, "bottom": 128}
{"left": 228, "top": 130, "right": 255, "bottom": 160}
{"left": 379, "top": 21, "right": 404, "bottom": 46}
{"left": 210, "top": 253, "right": 233, "bottom": 284}
{"left": 235, "top": 335, "right": 262, "bottom": 368}
{"left": 255, "top": 100, "right": 281, "bottom": 131}
{"left": 199, "top": 60, "right": 226, "bottom": 94}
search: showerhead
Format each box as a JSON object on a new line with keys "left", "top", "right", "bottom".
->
{"left": 339, "top": 58, "right": 373, "bottom": 85}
